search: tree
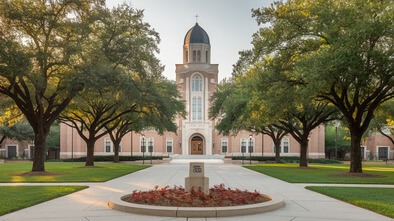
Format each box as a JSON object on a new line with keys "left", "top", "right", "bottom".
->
{"left": 0, "top": 120, "right": 34, "bottom": 146}
{"left": 209, "top": 78, "right": 288, "bottom": 163}
{"left": 0, "top": 0, "right": 103, "bottom": 172}
{"left": 252, "top": 0, "right": 393, "bottom": 172}
{"left": 59, "top": 4, "right": 183, "bottom": 166}
{"left": 324, "top": 124, "right": 351, "bottom": 159}
{"left": 106, "top": 80, "right": 185, "bottom": 163}
{"left": 368, "top": 101, "right": 394, "bottom": 144}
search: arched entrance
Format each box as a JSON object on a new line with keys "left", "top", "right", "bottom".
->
{"left": 191, "top": 136, "right": 203, "bottom": 155}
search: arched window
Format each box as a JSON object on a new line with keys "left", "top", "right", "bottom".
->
{"left": 221, "top": 139, "right": 228, "bottom": 153}
{"left": 273, "top": 138, "right": 290, "bottom": 153}
{"left": 192, "top": 97, "right": 196, "bottom": 120}
{"left": 166, "top": 138, "right": 173, "bottom": 153}
{"left": 197, "top": 50, "right": 201, "bottom": 62}
{"left": 147, "top": 138, "right": 154, "bottom": 152}
{"left": 240, "top": 139, "right": 247, "bottom": 153}
{"left": 206, "top": 51, "right": 208, "bottom": 62}
{"left": 197, "top": 97, "right": 202, "bottom": 120}
{"left": 193, "top": 50, "right": 196, "bottom": 61}
{"left": 191, "top": 75, "right": 202, "bottom": 92}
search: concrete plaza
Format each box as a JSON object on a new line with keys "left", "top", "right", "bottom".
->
{"left": 0, "top": 159, "right": 392, "bottom": 221}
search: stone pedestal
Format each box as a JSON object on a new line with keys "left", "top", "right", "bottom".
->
{"left": 185, "top": 162, "right": 209, "bottom": 194}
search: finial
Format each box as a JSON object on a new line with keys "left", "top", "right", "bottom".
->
{"left": 195, "top": 14, "right": 199, "bottom": 23}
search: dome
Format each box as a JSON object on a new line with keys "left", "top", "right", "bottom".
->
{"left": 184, "top": 23, "right": 210, "bottom": 45}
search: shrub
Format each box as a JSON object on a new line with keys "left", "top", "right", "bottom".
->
{"left": 231, "top": 156, "right": 342, "bottom": 164}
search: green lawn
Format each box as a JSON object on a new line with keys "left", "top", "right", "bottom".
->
{"left": 244, "top": 164, "right": 394, "bottom": 184}
{"left": 0, "top": 186, "right": 88, "bottom": 215}
{"left": 306, "top": 186, "right": 394, "bottom": 218}
{"left": 0, "top": 162, "right": 150, "bottom": 183}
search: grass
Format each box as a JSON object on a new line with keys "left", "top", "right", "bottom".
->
{"left": 244, "top": 164, "right": 394, "bottom": 184}
{"left": 0, "top": 162, "right": 150, "bottom": 183}
{"left": 306, "top": 186, "right": 394, "bottom": 218}
{"left": 0, "top": 186, "right": 88, "bottom": 215}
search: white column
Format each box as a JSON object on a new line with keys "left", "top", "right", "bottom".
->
{"left": 186, "top": 77, "right": 190, "bottom": 121}
{"left": 205, "top": 77, "right": 209, "bottom": 121}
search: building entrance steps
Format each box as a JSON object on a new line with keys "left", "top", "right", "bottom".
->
{"left": 0, "top": 162, "right": 391, "bottom": 220}
{"left": 169, "top": 154, "right": 225, "bottom": 159}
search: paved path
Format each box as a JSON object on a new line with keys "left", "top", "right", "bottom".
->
{"left": 1, "top": 160, "right": 392, "bottom": 221}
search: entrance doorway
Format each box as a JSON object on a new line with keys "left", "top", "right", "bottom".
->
{"left": 7, "top": 146, "right": 17, "bottom": 158}
{"left": 191, "top": 136, "right": 203, "bottom": 155}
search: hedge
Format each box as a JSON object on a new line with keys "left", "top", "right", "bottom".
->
{"left": 51, "top": 155, "right": 163, "bottom": 162}
{"left": 231, "top": 156, "right": 342, "bottom": 164}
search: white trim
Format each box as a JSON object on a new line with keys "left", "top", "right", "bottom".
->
{"left": 361, "top": 146, "right": 367, "bottom": 159}
{"left": 28, "top": 145, "right": 35, "bottom": 159}
{"left": 376, "top": 146, "right": 389, "bottom": 160}
{"left": 221, "top": 138, "right": 228, "bottom": 153}
{"left": 5, "top": 144, "right": 18, "bottom": 158}
{"left": 104, "top": 138, "right": 112, "bottom": 153}
{"left": 147, "top": 137, "right": 154, "bottom": 152}
{"left": 272, "top": 138, "right": 290, "bottom": 153}
{"left": 166, "top": 138, "right": 173, "bottom": 153}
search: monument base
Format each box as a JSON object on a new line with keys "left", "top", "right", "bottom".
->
{"left": 185, "top": 177, "right": 209, "bottom": 195}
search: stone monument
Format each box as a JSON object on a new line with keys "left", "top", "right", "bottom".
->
{"left": 185, "top": 162, "right": 209, "bottom": 194}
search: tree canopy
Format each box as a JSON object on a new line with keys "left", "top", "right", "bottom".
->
{"left": 249, "top": 0, "right": 393, "bottom": 172}
{"left": 0, "top": 0, "right": 104, "bottom": 171}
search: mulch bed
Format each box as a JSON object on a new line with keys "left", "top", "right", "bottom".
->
{"left": 10, "top": 171, "right": 65, "bottom": 176}
{"left": 327, "top": 173, "right": 387, "bottom": 178}
{"left": 287, "top": 166, "right": 317, "bottom": 169}
{"left": 123, "top": 184, "right": 271, "bottom": 207}
{"left": 74, "top": 166, "right": 104, "bottom": 168}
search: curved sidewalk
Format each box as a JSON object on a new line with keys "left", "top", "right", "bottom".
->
{"left": 0, "top": 160, "right": 392, "bottom": 221}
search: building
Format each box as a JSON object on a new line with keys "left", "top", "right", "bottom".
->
{"left": 59, "top": 23, "right": 326, "bottom": 159}
{"left": 362, "top": 132, "right": 393, "bottom": 160}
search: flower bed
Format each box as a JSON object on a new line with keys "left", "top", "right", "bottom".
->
{"left": 122, "top": 184, "right": 271, "bottom": 207}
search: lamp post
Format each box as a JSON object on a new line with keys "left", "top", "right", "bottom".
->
{"left": 71, "top": 127, "right": 74, "bottom": 163}
{"left": 148, "top": 139, "right": 153, "bottom": 164}
{"left": 241, "top": 140, "right": 246, "bottom": 165}
{"left": 249, "top": 134, "right": 253, "bottom": 165}
{"left": 141, "top": 134, "right": 145, "bottom": 165}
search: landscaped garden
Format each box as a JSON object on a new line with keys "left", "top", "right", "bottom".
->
{"left": 0, "top": 162, "right": 150, "bottom": 183}
{"left": 306, "top": 186, "right": 394, "bottom": 218}
{"left": 0, "top": 186, "right": 88, "bottom": 215}
{"left": 244, "top": 164, "right": 394, "bottom": 184}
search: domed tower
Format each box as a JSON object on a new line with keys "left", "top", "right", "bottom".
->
{"left": 183, "top": 23, "right": 211, "bottom": 64}
{"left": 176, "top": 23, "right": 219, "bottom": 156}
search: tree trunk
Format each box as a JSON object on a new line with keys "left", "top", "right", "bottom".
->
{"left": 113, "top": 142, "right": 120, "bottom": 163}
{"left": 85, "top": 140, "right": 96, "bottom": 166}
{"left": 31, "top": 132, "right": 47, "bottom": 171}
{"left": 350, "top": 132, "right": 363, "bottom": 173}
{"left": 299, "top": 140, "right": 308, "bottom": 167}
{"left": 274, "top": 140, "right": 281, "bottom": 163}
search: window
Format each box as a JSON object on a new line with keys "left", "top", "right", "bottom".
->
{"left": 148, "top": 138, "right": 154, "bottom": 152}
{"left": 240, "top": 139, "right": 247, "bottom": 153}
{"left": 105, "top": 138, "right": 111, "bottom": 152}
{"left": 273, "top": 138, "right": 290, "bottom": 153}
{"left": 166, "top": 139, "right": 173, "bottom": 153}
{"left": 192, "top": 97, "right": 196, "bottom": 120}
{"left": 197, "top": 50, "right": 201, "bottom": 61}
{"left": 118, "top": 142, "right": 122, "bottom": 152}
{"left": 197, "top": 97, "right": 202, "bottom": 120}
{"left": 206, "top": 51, "right": 208, "bottom": 62}
{"left": 140, "top": 137, "right": 146, "bottom": 152}
{"left": 185, "top": 50, "right": 188, "bottom": 62}
{"left": 221, "top": 139, "right": 228, "bottom": 153}
{"left": 283, "top": 138, "right": 289, "bottom": 153}
{"left": 191, "top": 75, "right": 202, "bottom": 92}
{"left": 247, "top": 138, "right": 254, "bottom": 153}
{"left": 193, "top": 50, "right": 196, "bottom": 61}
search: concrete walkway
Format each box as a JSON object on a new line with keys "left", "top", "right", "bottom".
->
{"left": 0, "top": 160, "right": 392, "bottom": 221}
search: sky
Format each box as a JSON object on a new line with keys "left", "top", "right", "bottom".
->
{"left": 106, "top": 0, "right": 273, "bottom": 81}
